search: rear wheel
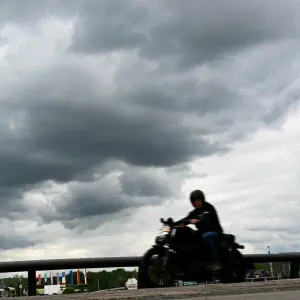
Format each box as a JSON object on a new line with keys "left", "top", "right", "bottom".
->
{"left": 138, "top": 247, "right": 174, "bottom": 289}
{"left": 219, "top": 250, "right": 246, "bottom": 283}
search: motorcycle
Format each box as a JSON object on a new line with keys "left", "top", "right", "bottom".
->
{"left": 138, "top": 216, "right": 254, "bottom": 288}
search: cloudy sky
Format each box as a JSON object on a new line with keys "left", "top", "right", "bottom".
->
{"left": 1, "top": 0, "right": 300, "bottom": 271}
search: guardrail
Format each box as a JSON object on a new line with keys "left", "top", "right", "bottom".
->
{"left": 0, "top": 253, "right": 299, "bottom": 296}
{"left": 175, "top": 276, "right": 284, "bottom": 286}
{"left": 245, "top": 276, "right": 282, "bottom": 282}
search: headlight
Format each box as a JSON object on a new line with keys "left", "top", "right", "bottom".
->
{"left": 162, "top": 225, "right": 171, "bottom": 233}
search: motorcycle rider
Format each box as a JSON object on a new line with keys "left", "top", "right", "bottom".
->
{"left": 181, "top": 190, "right": 223, "bottom": 270}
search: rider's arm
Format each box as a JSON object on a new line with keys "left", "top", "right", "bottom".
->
{"left": 190, "top": 210, "right": 214, "bottom": 224}
{"left": 173, "top": 211, "right": 194, "bottom": 225}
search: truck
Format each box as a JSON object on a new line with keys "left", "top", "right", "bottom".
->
{"left": 44, "top": 285, "right": 65, "bottom": 295}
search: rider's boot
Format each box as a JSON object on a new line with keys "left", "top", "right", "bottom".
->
{"left": 209, "top": 261, "right": 222, "bottom": 270}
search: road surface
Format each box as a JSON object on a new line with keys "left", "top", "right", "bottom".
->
{"left": 7, "top": 279, "right": 300, "bottom": 299}
{"left": 181, "top": 290, "right": 300, "bottom": 300}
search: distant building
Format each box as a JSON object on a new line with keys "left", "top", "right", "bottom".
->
{"left": 125, "top": 278, "right": 137, "bottom": 290}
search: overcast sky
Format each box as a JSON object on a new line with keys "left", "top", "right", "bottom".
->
{"left": 1, "top": 0, "right": 300, "bottom": 273}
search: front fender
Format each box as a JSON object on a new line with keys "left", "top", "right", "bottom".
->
{"left": 150, "top": 244, "right": 165, "bottom": 253}
{"left": 143, "top": 245, "right": 164, "bottom": 260}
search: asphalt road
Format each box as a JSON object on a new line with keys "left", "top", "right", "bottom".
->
{"left": 181, "top": 290, "right": 300, "bottom": 300}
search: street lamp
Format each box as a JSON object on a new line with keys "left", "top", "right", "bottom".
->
{"left": 267, "top": 246, "right": 274, "bottom": 277}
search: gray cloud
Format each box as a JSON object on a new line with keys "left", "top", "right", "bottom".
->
{"left": 0, "top": 63, "right": 226, "bottom": 194}
{"left": 0, "top": 234, "right": 36, "bottom": 250}
{"left": 69, "top": 0, "right": 300, "bottom": 70}
{"left": 70, "top": 0, "right": 150, "bottom": 54}
{"left": 3, "top": 1, "right": 300, "bottom": 65}
{"left": 0, "top": 0, "right": 300, "bottom": 250}
{"left": 32, "top": 164, "right": 182, "bottom": 228}
{"left": 0, "top": 0, "right": 73, "bottom": 25}
{"left": 119, "top": 170, "right": 173, "bottom": 198}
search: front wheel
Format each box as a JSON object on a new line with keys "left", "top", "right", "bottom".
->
{"left": 138, "top": 247, "right": 174, "bottom": 289}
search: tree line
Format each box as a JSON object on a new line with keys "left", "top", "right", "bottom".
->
{"left": 1, "top": 268, "right": 138, "bottom": 293}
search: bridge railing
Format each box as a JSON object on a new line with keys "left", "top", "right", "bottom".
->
{"left": 0, "top": 253, "right": 299, "bottom": 296}
{"left": 176, "top": 275, "right": 284, "bottom": 286}
{"left": 244, "top": 276, "right": 283, "bottom": 282}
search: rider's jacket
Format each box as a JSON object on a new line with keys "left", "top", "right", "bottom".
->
{"left": 184, "top": 201, "right": 223, "bottom": 235}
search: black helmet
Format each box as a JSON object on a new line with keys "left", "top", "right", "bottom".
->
{"left": 190, "top": 190, "right": 205, "bottom": 204}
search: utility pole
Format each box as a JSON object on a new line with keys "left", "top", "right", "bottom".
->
{"left": 282, "top": 263, "right": 286, "bottom": 277}
{"left": 267, "top": 246, "right": 274, "bottom": 277}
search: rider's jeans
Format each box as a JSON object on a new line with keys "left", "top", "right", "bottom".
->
{"left": 202, "top": 231, "right": 220, "bottom": 262}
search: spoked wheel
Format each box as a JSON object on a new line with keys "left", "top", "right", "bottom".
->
{"left": 138, "top": 247, "right": 174, "bottom": 289}
{"left": 219, "top": 250, "right": 246, "bottom": 283}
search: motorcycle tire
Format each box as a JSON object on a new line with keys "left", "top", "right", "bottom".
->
{"left": 138, "top": 247, "right": 174, "bottom": 289}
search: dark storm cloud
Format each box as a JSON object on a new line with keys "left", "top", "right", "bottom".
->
{"left": 119, "top": 169, "right": 175, "bottom": 198}
{"left": 0, "top": 0, "right": 300, "bottom": 235}
{"left": 0, "top": 63, "right": 225, "bottom": 192}
{"left": 3, "top": 1, "right": 300, "bottom": 62}
{"left": 0, "top": 60, "right": 227, "bottom": 226}
{"left": 0, "top": 234, "right": 37, "bottom": 250}
{"left": 70, "top": 0, "right": 150, "bottom": 54}
{"left": 0, "top": 45, "right": 297, "bottom": 225}
{"left": 0, "top": 0, "right": 74, "bottom": 25}
{"left": 36, "top": 166, "right": 178, "bottom": 228}
{"left": 69, "top": 0, "right": 300, "bottom": 69}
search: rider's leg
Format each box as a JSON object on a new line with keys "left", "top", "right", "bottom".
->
{"left": 202, "top": 231, "right": 220, "bottom": 268}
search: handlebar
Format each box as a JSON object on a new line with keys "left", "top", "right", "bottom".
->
{"left": 160, "top": 212, "right": 211, "bottom": 226}
{"left": 160, "top": 217, "right": 173, "bottom": 225}
{"left": 160, "top": 217, "right": 190, "bottom": 226}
